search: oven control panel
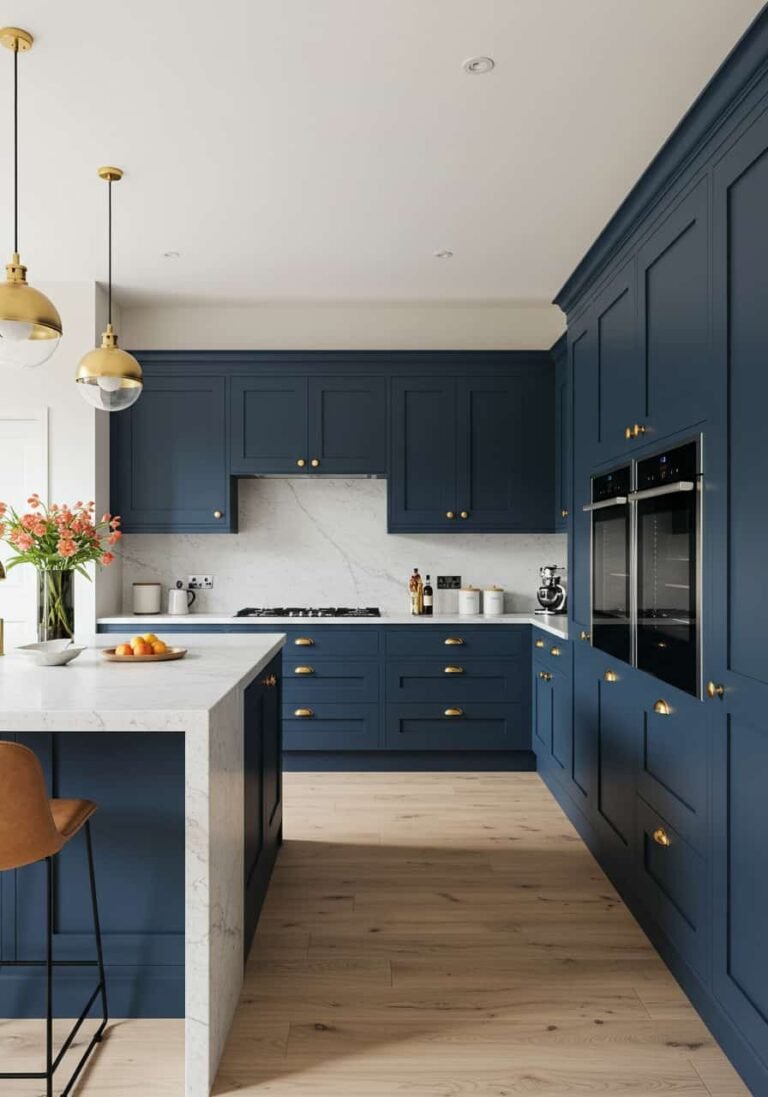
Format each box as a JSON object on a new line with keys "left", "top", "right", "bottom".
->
{"left": 637, "top": 441, "right": 698, "bottom": 491}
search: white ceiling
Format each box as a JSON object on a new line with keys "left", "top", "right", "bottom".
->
{"left": 2, "top": 0, "right": 763, "bottom": 306}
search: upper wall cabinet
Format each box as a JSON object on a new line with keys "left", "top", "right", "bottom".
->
{"left": 111, "top": 374, "right": 235, "bottom": 533}
{"left": 388, "top": 371, "right": 554, "bottom": 533}
{"left": 230, "top": 375, "right": 386, "bottom": 476}
{"left": 553, "top": 338, "right": 569, "bottom": 531}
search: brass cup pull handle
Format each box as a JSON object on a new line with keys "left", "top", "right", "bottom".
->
{"left": 580, "top": 630, "right": 591, "bottom": 642}
{"left": 294, "top": 708, "right": 314, "bottom": 718}
{"left": 213, "top": 510, "right": 223, "bottom": 519}
{"left": 444, "top": 666, "right": 464, "bottom": 674}
{"left": 550, "top": 646, "right": 561, "bottom": 657}
{"left": 653, "top": 827, "right": 672, "bottom": 848}
{"left": 444, "top": 707, "right": 463, "bottom": 717}
{"left": 539, "top": 671, "right": 552, "bottom": 681}
{"left": 603, "top": 670, "right": 618, "bottom": 683}
{"left": 294, "top": 637, "right": 314, "bottom": 646}
{"left": 446, "top": 511, "right": 456, "bottom": 519}
{"left": 294, "top": 666, "right": 314, "bottom": 675}
{"left": 561, "top": 509, "right": 569, "bottom": 518}
{"left": 653, "top": 699, "right": 671, "bottom": 716}
{"left": 260, "top": 674, "right": 278, "bottom": 687}
{"left": 534, "top": 639, "right": 545, "bottom": 649}
{"left": 311, "top": 458, "right": 320, "bottom": 468}
{"left": 625, "top": 423, "right": 648, "bottom": 440}
{"left": 624, "top": 425, "right": 633, "bottom": 440}
{"left": 460, "top": 511, "right": 469, "bottom": 519}
{"left": 706, "top": 680, "right": 725, "bottom": 700}
{"left": 444, "top": 637, "right": 464, "bottom": 646}
{"left": 296, "top": 458, "right": 306, "bottom": 468}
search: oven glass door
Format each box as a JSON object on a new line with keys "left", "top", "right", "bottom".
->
{"left": 635, "top": 490, "right": 698, "bottom": 695}
{"left": 592, "top": 503, "right": 631, "bottom": 662}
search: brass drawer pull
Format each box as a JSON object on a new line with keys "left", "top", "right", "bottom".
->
{"left": 534, "top": 638, "right": 545, "bottom": 649}
{"left": 653, "top": 827, "right": 671, "bottom": 848}
{"left": 260, "top": 673, "right": 278, "bottom": 687}
{"left": 311, "top": 458, "right": 320, "bottom": 468}
{"left": 446, "top": 511, "right": 456, "bottom": 519}
{"left": 550, "top": 646, "right": 561, "bottom": 657}
{"left": 444, "top": 637, "right": 464, "bottom": 646}
{"left": 625, "top": 423, "right": 647, "bottom": 440}
{"left": 460, "top": 511, "right": 469, "bottom": 519}
{"left": 706, "top": 680, "right": 725, "bottom": 700}
{"left": 213, "top": 510, "right": 223, "bottom": 519}
{"left": 580, "top": 630, "right": 591, "bottom": 642}
{"left": 444, "top": 665, "right": 464, "bottom": 674}
{"left": 561, "top": 508, "right": 569, "bottom": 518}
{"left": 296, "top": 458, "right": 306, "bottom": 468}
{"left": 294, "top": 666, "right": 314, "bottom": 675}
{"left": 294, "top": 637, "right": 314, "bottom": 646}
{"left": 293, "top": 708, "right": 314, "bottom": 718}
{"left": 603, "top": 670, "right": 618, "bottom": 683}
{"left": 539, "top": 671, "right": 552, "bottom": 681}
{"left": 653, "top": 699, "right": 671, "bottom": 716}
{"left": 444, "top": 707, "right": 463, "bottom": 717}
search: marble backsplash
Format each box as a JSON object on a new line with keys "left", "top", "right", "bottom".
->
{"left": 118, "top": 478, "right": 567, "bottom": 616}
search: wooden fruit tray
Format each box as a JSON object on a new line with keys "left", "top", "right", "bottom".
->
{"left": 100, "top": 647, "right": 188, "bottom": 663}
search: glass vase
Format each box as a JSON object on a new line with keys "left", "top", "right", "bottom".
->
{"left": 37, "top": 568, "right": 75, "bottom": 642}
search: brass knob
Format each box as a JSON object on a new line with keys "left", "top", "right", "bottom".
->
{"left": 625, "top": 423, "right": 647, "bottom": 440}
{"left": 294, "top": 666, "right": 314, "bottom": 675}
{"left": 294, "top": 637, "right": 314, "bottom": 647}
{"left": 603, "top": 670, "right": 618, "bottom": 683}
{"left": 706, "top": 680, "right": 725, "bottom": 700}
{"left": 311, "top": 458, "right": 320, "bottom": 468}
{"left": 624, "top": 425, "right": 633, "bottom": 440}
{"left": 534, "top": 638, "right": 545, "bottom": 648}
{"left": 539, "top": 671, "right": 552, "bottom": 681}
{"left": 446, "top": 511, "right": 456, "bottom": 519}
{"left": 444, "top": 707, "right": 463, "bottom": 717}
{"left": 444, "top": 637, "right": 464, "bottom": 646}
{"left": 561, "top": 508, "right": 569, "bottom": 518}
{"left": 550, "top": 646, "right": 561, "bottom": 657}
{"left": 293, "top": 708, "right": 314, "bottom": 718}
{"left": 460, "top": 511, "right": 469, "bottom": 519}
{"left": 213, "top": 510, "right": 223, "bottom": 519}
{"left": 580, "top": 630, "right": 591, "bottom": 642}
{"left": 653, "top": 699, "right": 671, "bottom": 716}
{"left": 260, "top": 673, "right": 278, "bottom": 687}
{"left": 444, "top": 666, "right": 464, "bottom": 674}
{"left": 296, "top": 458, "right": 306, "bottom": 468}
{"left": 653, "top": 827, "right": 671, "bottom": 848}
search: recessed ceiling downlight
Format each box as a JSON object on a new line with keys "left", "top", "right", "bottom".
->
{"left": 463, "top": 56, "right": 494, "bottom": 75}
{"left": 434, "top": 249, "right": 454, "bottom": 259}
{"left": 163, "top": 250, "right": 181, "bottom": 259}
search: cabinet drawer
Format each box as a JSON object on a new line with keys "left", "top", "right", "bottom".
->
{"left": 386, "top": 657, "right": 525, "bottom": 702}
{"left": 636, "top": 799, "right": 706, "bottom": 979}
{"left": 385, "top": 626, "right": 525, "bottom": 657}
{"left": 284, "top": 628, "right": 380, "bottom": 657}
{"left": 637, "top": 686, "right": 707, "bottom": 850}
{"left": 283, "top": 703, "right": 379, "bottom": 751}
{"left": 283, "top": 659, "right": 379, "bottom": 703}
{"left": 384, "top": 702, "right": 529, "bottom": 751}
{"left": 531, "top": 632, "right": 570, "bottom": 671}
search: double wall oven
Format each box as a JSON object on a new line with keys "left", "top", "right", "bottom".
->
{"left": 584, "top": 439, "right": 701, "bottom": 697}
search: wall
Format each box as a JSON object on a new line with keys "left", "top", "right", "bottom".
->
{"left": 121, "top": 300, "right": 565, "bottom": 351}
{"left": 120, "top": 478, "right": 566, "bottom": 615}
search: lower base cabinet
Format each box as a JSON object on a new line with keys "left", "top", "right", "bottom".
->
{"left": 385, "top": 702, "right": 529, "bottom": 751}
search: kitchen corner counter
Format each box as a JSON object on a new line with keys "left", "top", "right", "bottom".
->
{"left": 0, "top": 634, "right": 286, "bottom": 1097}
{"left": 97, "top": 613, "right": 569, "bottom": 641}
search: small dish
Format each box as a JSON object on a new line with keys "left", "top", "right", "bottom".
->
{"left": 17, "top": 640, "right": 85, "bottom": 667}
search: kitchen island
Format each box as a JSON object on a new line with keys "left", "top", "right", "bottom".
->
{"left": 0, "top": 634, "right": 285, "bottom": 1097}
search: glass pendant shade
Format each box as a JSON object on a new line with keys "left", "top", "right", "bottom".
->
{"left": 76, "top": 323, "right": 143, "bottom": 412}
{"left": 0, "top": 256, "right": 62, "bottom": 369}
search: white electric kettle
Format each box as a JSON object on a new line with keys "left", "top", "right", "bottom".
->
{"left": 168, "top": 581, "right": 196, "bottom": 615}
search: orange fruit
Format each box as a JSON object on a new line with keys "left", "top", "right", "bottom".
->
{"left": 130, "top": 636, "right": 145, "bottom": 649}
{"left": 142, "top": 633, "right": 158, "bottom": 644}
{"left": 115, "top": 643, "right": 133, "bottom": 657}
{"left": 133, "top": 641, "right": 152, "bottom": 656}
{"left": 152, "top": 640, "right": 168, "bottom": 655}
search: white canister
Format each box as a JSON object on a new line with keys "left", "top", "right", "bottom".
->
{"left": 483, "top": 585, "right": 505, "bottom": 617}
{"left": 458, "top": 586, "right": 481, "bottom": 616}
{"left": 132, "top": 582, "right": 162, "bottom": 615}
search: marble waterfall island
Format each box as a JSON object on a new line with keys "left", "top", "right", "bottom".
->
{"left": 0, "top": 634, "right": 286, "bottom": 1097}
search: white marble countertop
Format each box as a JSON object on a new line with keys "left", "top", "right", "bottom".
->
{"left": 0, "top": 634, "right": 286, "bottom": 731}
{"left": 98, "top": 613, "right": 569, "bottom": 640}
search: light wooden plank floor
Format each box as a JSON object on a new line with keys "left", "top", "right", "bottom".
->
{"left": 0, "top": 772, "right": 748, "bottom": 1095}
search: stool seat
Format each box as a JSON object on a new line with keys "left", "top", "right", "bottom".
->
{"left": 50, "top": 798, "right": 97, "bottom": 841}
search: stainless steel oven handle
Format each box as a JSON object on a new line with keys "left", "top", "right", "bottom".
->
{"left": 628, "top": 481, "right": 695, "bottom": 501}
{"left": 582, "top": 497, "right": 629, "bottom": 512}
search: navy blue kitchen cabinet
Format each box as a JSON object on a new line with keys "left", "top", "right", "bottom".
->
{"left": 531, "top": 633, "right": 572, "bottom": 785}
{"left": 111, "top": 374, "right": 235, "bottom": 533}
{"left": 244, "top": 658, "right": 282, "bottom": 962}
{"left": 552, "top": 336, "right": 569, "bottom": 531}
{"left": 230, "top": 374, "right": 386, "bottom": 476}
{"left": 388, "top": 371, "right": 554, "bottom": 533}
{"left": 591, "top": 261, "right": 640, "bottom": 465}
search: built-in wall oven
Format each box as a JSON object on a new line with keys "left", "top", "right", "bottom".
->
{"left": 584, "top": 439, "right": 702, "bottom": 698}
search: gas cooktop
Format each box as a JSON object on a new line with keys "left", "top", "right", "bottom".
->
{"left": 234, "top": 607, "right": 381, "bottom": 618}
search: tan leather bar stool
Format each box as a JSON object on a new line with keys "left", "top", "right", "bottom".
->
{"left": 0, "top": 741, "right": 108, "bottom": 1096}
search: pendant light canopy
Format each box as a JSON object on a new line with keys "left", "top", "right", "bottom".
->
{"left": 76, "top": 167, "right": 142, "bottom": 412}
{"left": 0, "top": 27, "right": 62, "bottom": 368}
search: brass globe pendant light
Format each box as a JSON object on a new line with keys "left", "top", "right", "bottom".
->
{"left": 0, "top": 27, "right": 62, "bottom": 367}
{"left": 76, "top": 167, "right": 142, "bottom": 412}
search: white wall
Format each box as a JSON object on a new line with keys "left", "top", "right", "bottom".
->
{"left": 120, "top": 478, "right": 566, "bottom": 615}
{"left": 122, "top": 300, "right": 565, "bottom": 351}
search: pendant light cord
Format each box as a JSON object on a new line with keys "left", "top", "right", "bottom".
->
{"left": 107, "top": 177, "right": 112, "bottom": 325}
{"left": 13, "top": 43, "right": 18, "bottom": 254}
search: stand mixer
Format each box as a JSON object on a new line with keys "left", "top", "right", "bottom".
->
{"left": 535, "top": 565, "right": 567, "bottom": 615}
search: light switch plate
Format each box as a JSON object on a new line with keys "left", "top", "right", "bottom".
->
{"left": 188, "top": 575, "right": 213, "bottom": 590}
{"left": 437, "top": 575, "right": 461, "bottom": 590}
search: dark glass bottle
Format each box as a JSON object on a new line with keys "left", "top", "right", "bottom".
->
{"left": 423, "top": 574, "right": 433, "bottom": 616}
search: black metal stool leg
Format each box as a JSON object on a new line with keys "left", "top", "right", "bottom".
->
{"left": 85, "top": 819, "right": 108, "bottom": 1032}
{"left": 46, "top": 856, "right": 53, "bottom": 1097}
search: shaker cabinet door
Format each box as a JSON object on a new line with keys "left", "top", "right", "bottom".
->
{"left": 308, "top": 376, "right": 387, "bottom": 475}
{"left": 231, "top": 375, "right": 309, "bottom": 475}
{"left": 388, "top": 377, "right": 457, "bottom": 531}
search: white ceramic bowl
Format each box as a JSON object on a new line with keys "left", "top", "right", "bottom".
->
{"left": 17, "top": 640, "right": 85, "bottom": 667}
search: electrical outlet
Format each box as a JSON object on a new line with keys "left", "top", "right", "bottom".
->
{"left": 437, "top": 575, "right": 461, "bottom": 590}
{"left": 188, "top": 575, "right": 213, "bottom": 590}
